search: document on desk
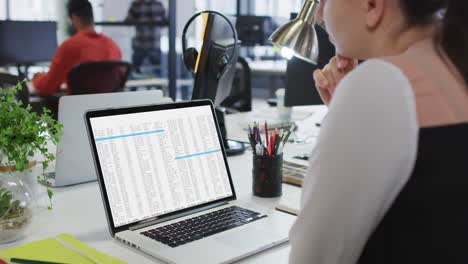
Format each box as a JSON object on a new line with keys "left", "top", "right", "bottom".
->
{"left": 90, "top": 106, "right": 233, "bottom": 227}
{"left": 275, "top": 184, "right": 302, "bottom": 216}
{"left": 294, "top": 105, "right": 328, "bottom": 142}
{"left": 240, "top": 106, "right": 315, "bottom": 128}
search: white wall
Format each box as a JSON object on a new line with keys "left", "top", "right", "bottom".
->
{"left": 101, "top": 0, "right": 193, "bottom": 37}
{"left": 98, "top": 0, "right": 196, "bottom": 58}
{"left": 101, "top": 0, "right": 131, "bottom": 20}
{"left": 9, "top": 0, "right": 58, "bottom": 20}
{"left": 194, "top": 0, "right": 236, "bottom": 15}
{"left": 54, "top": 0, "right": 68, "bottom": 44}
{"left": 0, "top": 0, "right": 6, "bottom": 19}
{"left": 254, "top": 0, "right": 302, "bottom": 18}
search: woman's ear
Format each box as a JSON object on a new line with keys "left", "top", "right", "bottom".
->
{"left": 364, "top": 0, "right": 385, "bottom": 29}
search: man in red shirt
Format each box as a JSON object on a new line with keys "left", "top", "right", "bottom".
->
{"left": 32, "top": 0, "right": 122, "bottom": 95}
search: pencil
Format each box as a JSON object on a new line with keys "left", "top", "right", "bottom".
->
{"left": 10, "top": 258, "right": 68, "bottom": 264}
{"left": 265, "top": 121, "right": 269, "bottom": 152}
{"left": 283, "top": 130, "right": 292, "bottom": 144}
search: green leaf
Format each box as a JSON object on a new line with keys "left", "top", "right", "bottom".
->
{"left": 0, "top": 84, "right": 61, "bottom": 211}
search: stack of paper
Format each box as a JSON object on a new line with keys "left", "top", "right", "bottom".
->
{"left": 275, "top": 184, "right": 302, "bottom": 216}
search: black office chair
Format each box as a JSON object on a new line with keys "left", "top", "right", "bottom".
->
{"left": 68, "top": 61, "right": 132, "bottom": 95}
{"left": 40, "top": 61, "right": 132, "bottom": 119}
{"left": 0, "top": 73, "right": 29, "bottom": 106}
{"left": 221, "top": 57, "right": 252, "bottom": 113}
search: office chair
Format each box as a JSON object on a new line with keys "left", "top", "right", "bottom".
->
{"left": 221, "top": 56, "right": 252, "bottom": 113}
{"left": 0, "top": 73, "right": 29, "bottom": 106}
{"left": 68, "top": 61, "right": 132, "bottom": 95}
{"left": 36, "top": 61, "right": 133, "bottom": 119}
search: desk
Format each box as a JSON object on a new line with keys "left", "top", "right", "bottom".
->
{"left": 26, "top": 82, "right": 66, "bottom": 97}
{"left": 247, "top": 60, "right": 287, "bottom": 76}
{"left": 247, "top": 60, "right": 288, "bottom": 97}
{"left": 0, "top": 105, "right": 326, "bottom": 263}
{"left": 125, "top": 78, "right": 193, "bottom": 89}
{"left": 26, "top": 79, "right": 193, "bottom": 94}
{"left": 226, "top": 104, "right": 327, "bottom": 146}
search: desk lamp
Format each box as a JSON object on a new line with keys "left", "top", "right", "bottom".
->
{"left": 268, "top": 0, "right": 321, "bottom": 64}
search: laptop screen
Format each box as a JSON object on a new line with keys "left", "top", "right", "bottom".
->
{"left": 88, "top": 104, "right": 234, "bottom": 228}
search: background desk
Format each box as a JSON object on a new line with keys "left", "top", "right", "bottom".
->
{"left": 26, "top": 79, "right": 194, "bottom": 95}
{"left": 247, "top": 60, "right": 287, "bottom": 98}
{"left": 247, "top": 60, "right": 287, "bottom": 77}
{"left": 0, "top": 104, "right": 327, "bottom": 263}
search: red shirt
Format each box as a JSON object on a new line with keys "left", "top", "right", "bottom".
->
{"left": 32, "top": 30, "right": 122, "bottom": 95}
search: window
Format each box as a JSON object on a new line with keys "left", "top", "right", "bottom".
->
{"left": 195, "top": 0, "right": 301, "bottom": 18}
{"left": 0, "top": 0, "right": 6, "bottom": 19}
{"left": 254, "top": 0, "right": 302, "bottom": 18}
{"left": 194, "top": 0, "right": 236, "bottom": 14}
{"left": 7, "top": 0, "right": 102, "bottom": 21}
{"left": 9, "top": 0, "right": 58, "bottom": 20}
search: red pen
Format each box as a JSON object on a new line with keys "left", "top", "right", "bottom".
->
{"left": 265, "top": 121, "right": 269, "bottom": 154}
{"left": 268, "top": 134, "right": 272, "bottom": 156}
{"left": 271, "top": 130, "right": 278, "bottom": 156}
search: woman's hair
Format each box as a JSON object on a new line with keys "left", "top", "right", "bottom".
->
{"left": 401, "top": 0, "right": 467, "bottom": 85}
{"left": 67, "top": 0, "right": 94, "bottom": 25}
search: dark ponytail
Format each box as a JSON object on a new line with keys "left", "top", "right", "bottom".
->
{"left": 401, "top": 0, "right": 468, "bottom": 85}
{"left": 441, "top": 1, "right": 468, "bottom": 85}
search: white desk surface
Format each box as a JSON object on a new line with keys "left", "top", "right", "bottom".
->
{"left": 226, "top": 104, "right": 327, "bottom": 144}
{"left": 0, "top": 104, "right": 326, "bottom": 263}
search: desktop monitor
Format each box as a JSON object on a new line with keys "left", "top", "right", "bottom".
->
{"left": 284, "top": 13, "right": 335, "bottom": 107}
{"left": 0, "top": 21, "right": 58, "bottom": 66}
{"left": 235, "top": 15, "right": 275, "bottom": 47}
{"left": 192, "top": 13, "right": 239, "bottom": 106}
{"left": 192, "top": 39, "right": 240, "bottom": 105}
{"left": 191, "top": 13, "right": 244, "bottom": 155}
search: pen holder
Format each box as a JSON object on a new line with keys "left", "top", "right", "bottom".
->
{"left": 252, "top": 154, "right": 283, "bottom": 198}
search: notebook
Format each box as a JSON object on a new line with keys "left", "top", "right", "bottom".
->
{"left": 50, "top": 90, "right": 172, "bottom": 187}
{"left": 84, "top": 100, "right": 296, "bottom": 264}
{"left": 282, "top": 160, "right": 308, "bottom": 187}
{"left": 0, "top": 233, "right": 125, "bottom": 264}
{"left": 275, "top": 184, "right": 302, "bottom": 216}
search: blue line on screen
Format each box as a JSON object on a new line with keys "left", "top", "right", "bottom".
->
{"left": 175, "top": 149, "right": 222, "bottom": 160}
{"left": 95, "top": 129, "right": 164, "bottom": 141}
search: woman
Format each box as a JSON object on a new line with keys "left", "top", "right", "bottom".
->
{"left": 289, "top": 0, "right": 468, "bottom": 263}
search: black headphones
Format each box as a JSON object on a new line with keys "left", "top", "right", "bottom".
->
{"left": 182, "top": 10, "right": 239, "bottom": 80}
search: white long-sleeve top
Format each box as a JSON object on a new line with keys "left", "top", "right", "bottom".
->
{"left": 288, "top": 60, "right": 420, "bottom": 264}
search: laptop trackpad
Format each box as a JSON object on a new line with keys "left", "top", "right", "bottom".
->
{"left": 215, "top": 227, "right": 278, "bottom": 251}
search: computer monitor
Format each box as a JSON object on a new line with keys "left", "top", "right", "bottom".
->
{"left": 0, "top": 21, "right": 58, "bottom": 66}
{"left": 235, "top": 15, "right": 274, "bottom": 47}
{"left": 192, "top": 13, "right": 239, "bottom": 106}
{"left": 191, "top": 13, "right": 244, "bottom": 156}
{"left": 192, "top": 39, "right": 240, "bottom": 105}
{"left": 284, "top": 13, "right": 335, "bottom": 107}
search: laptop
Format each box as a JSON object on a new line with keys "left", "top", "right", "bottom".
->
{"left": 85, "top": 100, "right": 296, "bottom": 264}
{"left": 49, "top": 90, "right": 172, "bottom": 187}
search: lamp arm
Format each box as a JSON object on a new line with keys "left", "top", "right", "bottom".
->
{"left": 298, "top": 0, "right": 321, "bottom": 25}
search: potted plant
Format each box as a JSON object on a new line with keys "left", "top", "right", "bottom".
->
{"left": 0, "top": 83, "right": 62, "bottom": 243}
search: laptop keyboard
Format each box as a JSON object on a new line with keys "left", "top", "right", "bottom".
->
{"left": 141, "top": 206, "right": 267, "bottom": 248}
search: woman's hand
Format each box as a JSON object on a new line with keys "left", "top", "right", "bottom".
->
{"left": 313, "top": 56, "right": 358, "bottom": 105}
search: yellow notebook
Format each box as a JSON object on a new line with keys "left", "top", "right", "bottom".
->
{"left": 0, "top": 233, "right": 126, "bottom": 264}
